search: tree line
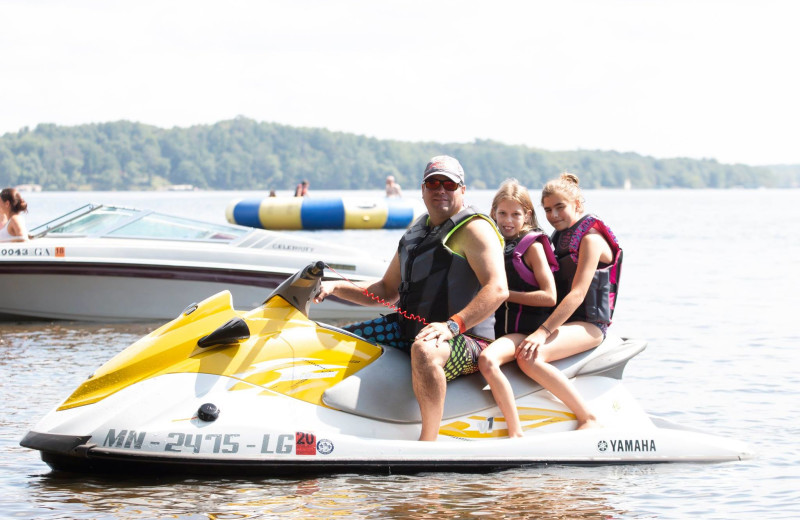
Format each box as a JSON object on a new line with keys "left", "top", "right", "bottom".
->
{"left": 0, "top": 116, "right": 787, "bottom": 192}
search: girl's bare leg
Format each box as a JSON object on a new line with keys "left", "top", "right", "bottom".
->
{"left": 479, "top": 335, "right": 525, "bottom": 437}
{"left": 517, "top": 323, "right": 604, "bottom": 429}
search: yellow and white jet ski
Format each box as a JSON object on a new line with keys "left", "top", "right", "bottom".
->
{"left": 21, "top": 262, "right": 752, "bottom": 474}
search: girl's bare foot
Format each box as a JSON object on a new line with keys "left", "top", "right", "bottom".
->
{"left": 576, "top": 417, "right": 601, "bottom": 430}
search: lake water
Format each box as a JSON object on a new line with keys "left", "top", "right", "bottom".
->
{"left": 2, "top": 188, "right": 799, "bottom": 519}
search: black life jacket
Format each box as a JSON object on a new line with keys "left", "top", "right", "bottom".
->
{"left": 551, "top": 214, "right": 622, "bottom": 325}
{"left": 396, "top": 207, "right": 502, "bottom": 340}
{"left": 495, "top": 230, "right": 559, "bottom": 336}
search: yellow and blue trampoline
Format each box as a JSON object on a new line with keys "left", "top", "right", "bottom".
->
{"left": 226, "top": 197, "right": 423, "bottom": 230}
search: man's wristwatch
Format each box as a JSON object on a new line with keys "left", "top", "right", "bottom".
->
{"left": 445, "top": 319, "right": 460, "bottom": 336}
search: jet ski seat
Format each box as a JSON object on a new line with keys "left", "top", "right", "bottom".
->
{"left": 322, "top": 335, "right": 646, "bottom": 424}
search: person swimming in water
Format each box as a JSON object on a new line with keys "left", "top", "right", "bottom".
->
{"left": 294, "top": 180, "right": 309, "bottom": 197}
{"left": 385, "top": 175, "right": 402, "bottom": 198}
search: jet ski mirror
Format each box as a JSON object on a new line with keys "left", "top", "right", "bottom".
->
{"left": 197, "top": 317, "right": 251, "bottom": 348}
{"left": 263, "top": 261, "right": 326, "bottom": 317}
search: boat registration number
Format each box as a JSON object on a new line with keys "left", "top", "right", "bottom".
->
{"left": 101, "top": 429, "right": 335, "bottom": 456}
{"left": 0, "top": 247, "right": 64, "bottom": 257}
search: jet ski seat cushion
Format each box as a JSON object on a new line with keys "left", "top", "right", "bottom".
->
{"left": 322, "top": 335, "right": 646, "bottom": 424}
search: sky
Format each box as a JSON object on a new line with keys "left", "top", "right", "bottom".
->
{"left": 1, "top": 0, "right": 798, "bottom": 166}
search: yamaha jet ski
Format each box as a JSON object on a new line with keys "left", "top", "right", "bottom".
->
{"left": 20, "top": 262, "right": 752, "bottom": 475}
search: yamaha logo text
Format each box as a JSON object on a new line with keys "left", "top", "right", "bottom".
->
{"left": 598, "top": 439, "right": 657, "bottom": 452}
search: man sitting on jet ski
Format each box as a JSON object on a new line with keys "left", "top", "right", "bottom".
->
{"left": 314, "top": 155, "right": 508, "bottom": 441}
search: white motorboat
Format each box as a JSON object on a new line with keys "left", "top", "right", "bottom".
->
{"left": 0, "top": 204, "right": 388, "bottom": 322}
{"left": 20, "top": 262, "right": 753, "bottom": 475}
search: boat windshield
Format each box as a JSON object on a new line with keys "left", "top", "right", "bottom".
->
{"left": 45, "top": 207, "right": 139, "bottom": 235}
{"left": 40, "top": 206, "right": 249, "bottom": 242}
{"left": 107, "top": 213, "right": 247, "bottom": 241}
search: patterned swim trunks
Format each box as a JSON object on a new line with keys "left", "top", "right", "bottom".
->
{"left": 343, "top": 314, "right": 489, "bottom": 381}
{"left": 343, "top": 315, "right": 408, "bottom": 350}
{"left": 442, "top": 333, "right": 489, "bottom": 382}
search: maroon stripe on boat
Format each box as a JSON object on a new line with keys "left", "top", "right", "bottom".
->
{"left": 0, "top": 262, "right": 291, "bottom": 288}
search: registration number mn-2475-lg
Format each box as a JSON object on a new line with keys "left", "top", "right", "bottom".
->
{"left": 101, "top": 430, "right": 332, "bottom": 456}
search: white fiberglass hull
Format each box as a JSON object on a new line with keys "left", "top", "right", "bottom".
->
{"left": 22, "top": 371, "right": 752, "bottom": 474}
{"left": 19, "top": 265, "right": 752, "bottom": 475}
{"left": 0, "top": 237, "right": 386, "bottom": 322}
{"left": 0, "top": 271, "right": 378, "bottom": 322}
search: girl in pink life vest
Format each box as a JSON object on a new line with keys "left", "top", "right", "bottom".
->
{"left": 515, "top": 172, "right": 622, "bottom": 431}
{"left": 478, "top": 179, "right": 558, "bottom": 438}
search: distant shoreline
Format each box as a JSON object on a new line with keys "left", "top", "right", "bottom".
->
{"left": 3, "top": 119, "right": 791, "bottom": 191}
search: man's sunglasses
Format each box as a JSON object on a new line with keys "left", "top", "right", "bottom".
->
{"left": 423, "top": 179, "right": 462, "bottom": 191}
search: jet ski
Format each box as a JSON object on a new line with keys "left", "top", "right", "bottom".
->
{"left": 21, "top": 262, "right": 752, "bottom": 475}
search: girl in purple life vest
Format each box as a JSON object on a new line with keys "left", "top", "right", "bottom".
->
{"left": 516, "top": 172, "right": 622, "bottom": 431}
{"left": 478, "top": 179, "right": 558, "bottom": 438}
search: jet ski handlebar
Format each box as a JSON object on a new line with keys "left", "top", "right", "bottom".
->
{"left": 306, "top": 260, "right": 325, "bottom": 278}
{"left": 264, "top": 261, "right": 326, "bottom": 317}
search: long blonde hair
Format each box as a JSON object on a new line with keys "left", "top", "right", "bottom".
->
{"left": 541, "top": 172, "right": 584, "bottom": 211}
{"left": 491, "top": 178, "right": 541, "bottom": 234}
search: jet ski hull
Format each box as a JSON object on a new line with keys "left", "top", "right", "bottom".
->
{"left": 21, "top": 372, "right": 752, "bottom": 475}
{"left": 20, "top": 263, "right": 753, "bottom": 475}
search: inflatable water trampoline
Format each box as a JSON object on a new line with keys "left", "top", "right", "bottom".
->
{"left": 226, "top": 197, "right": 423, "bottom": 230}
